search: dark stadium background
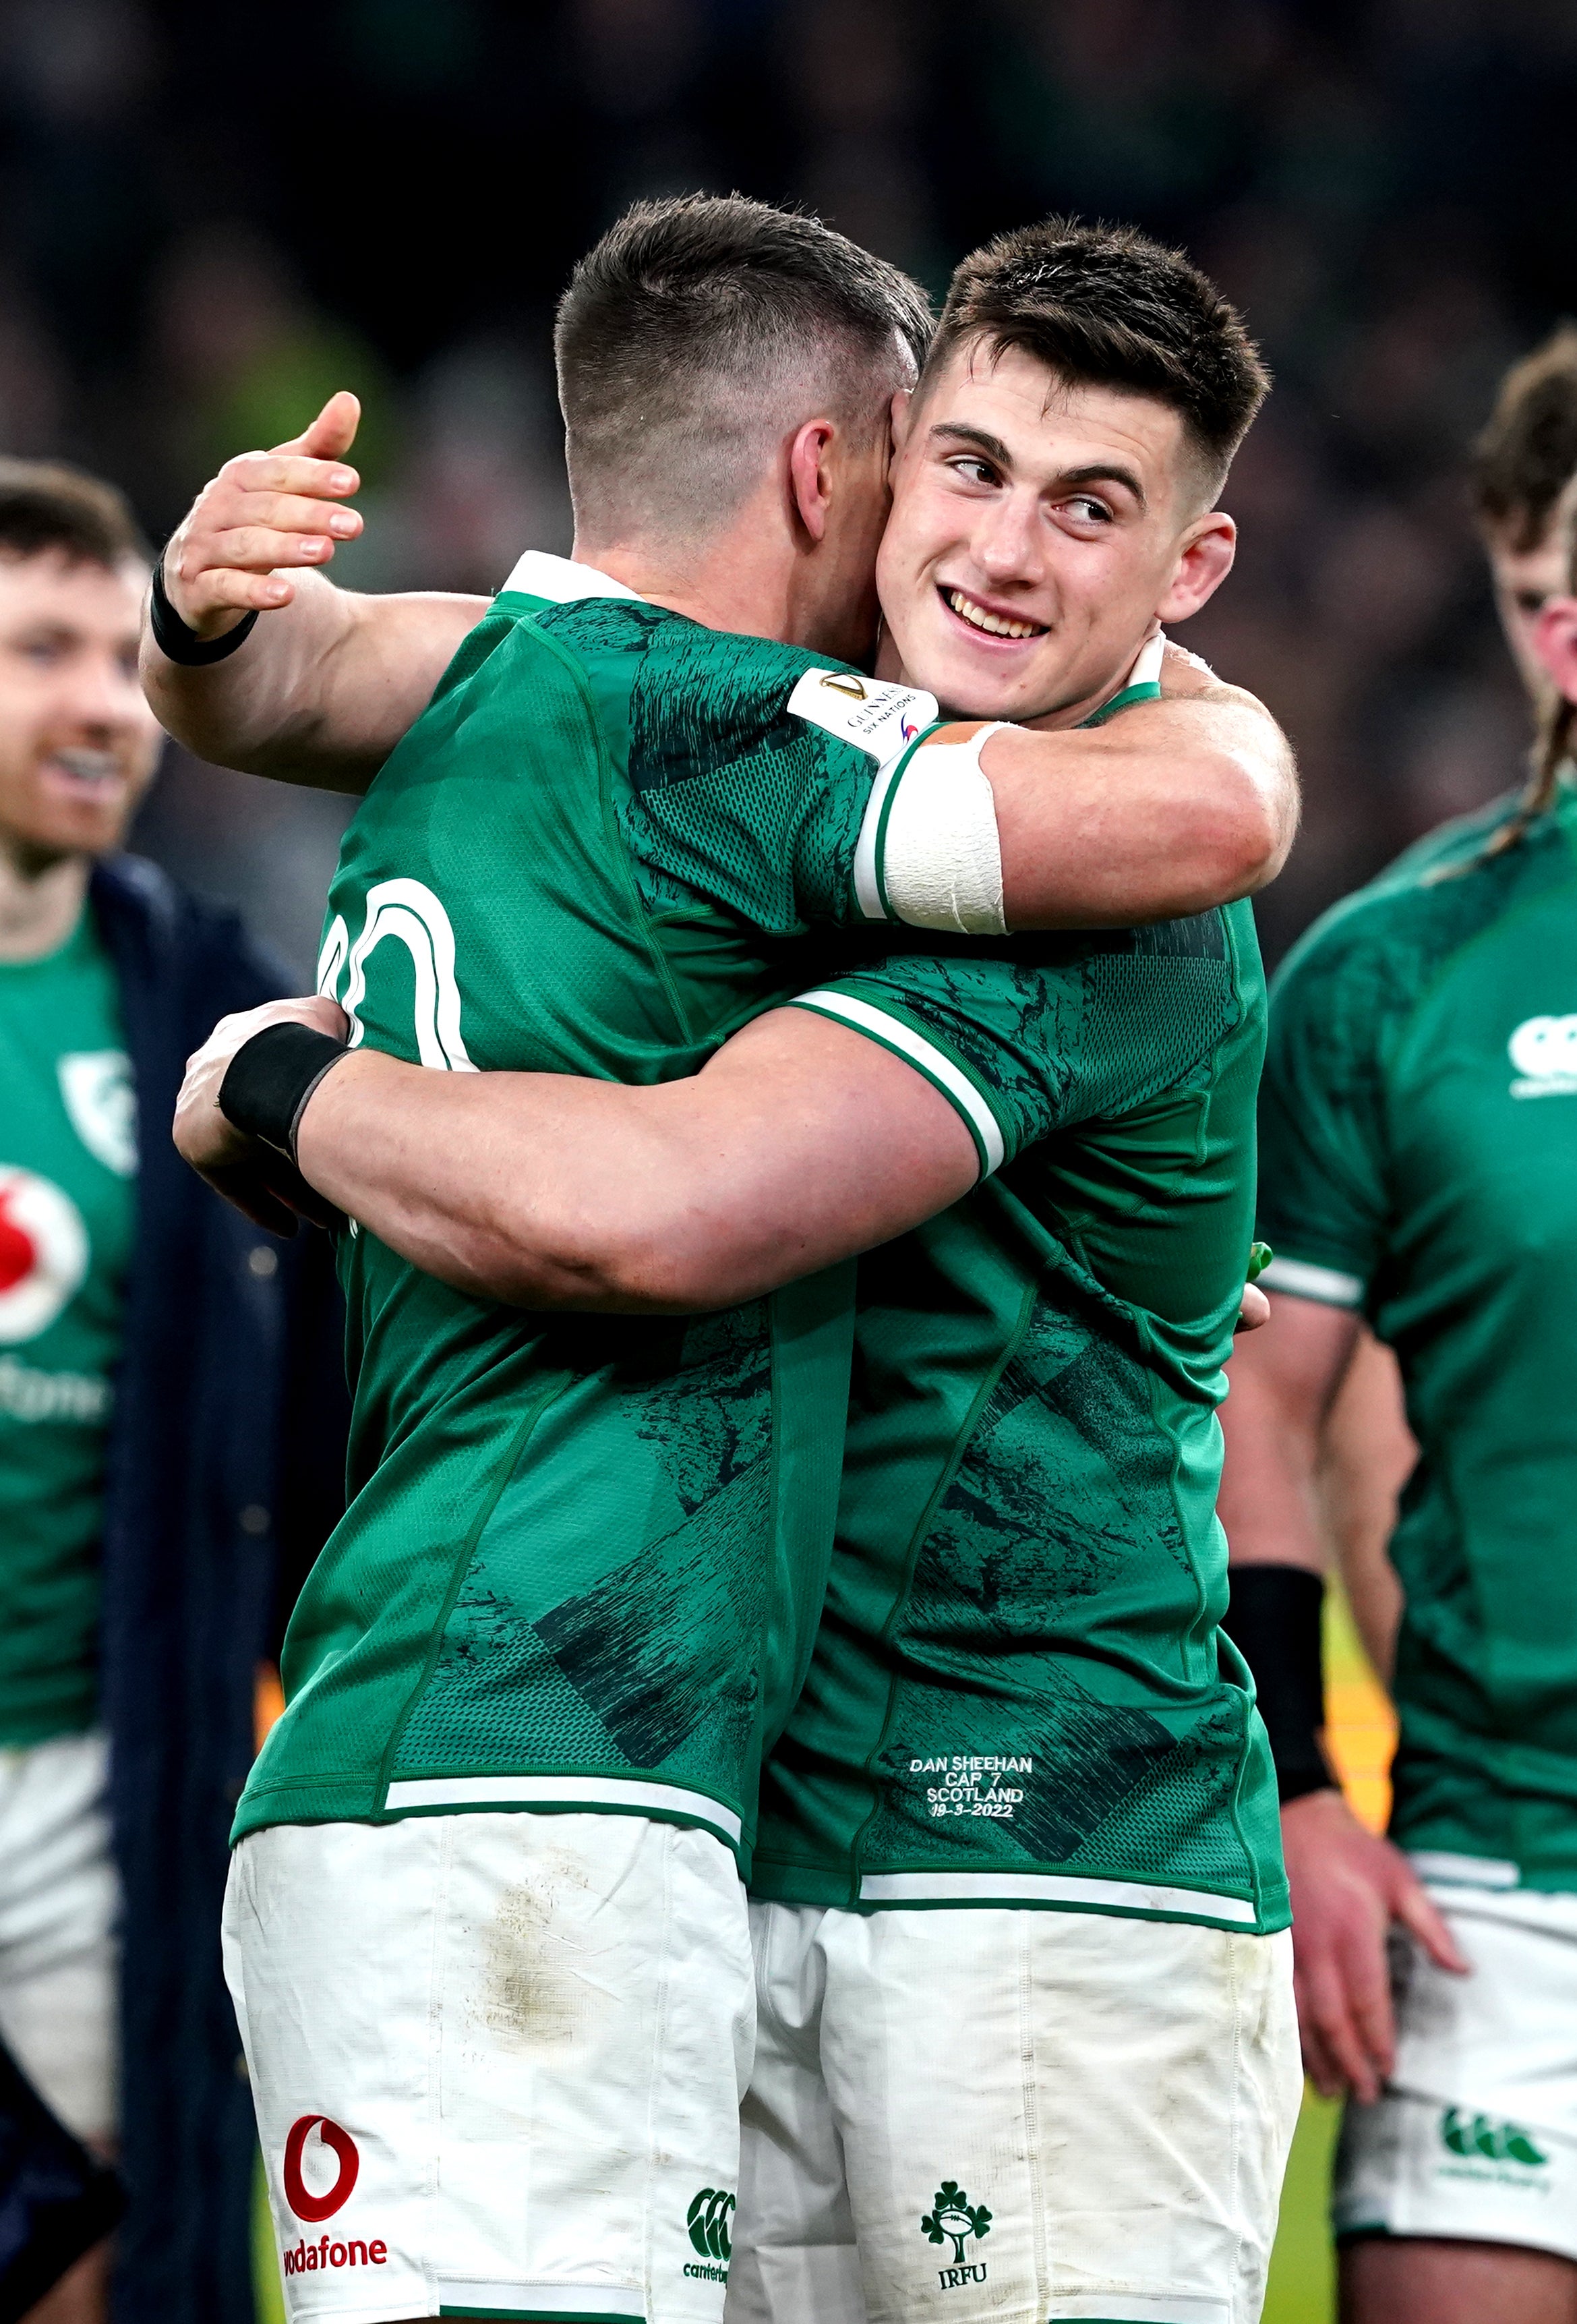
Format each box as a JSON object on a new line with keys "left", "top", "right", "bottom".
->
{"left": 3, "top": 0, "right": 1573, "bottom": 977}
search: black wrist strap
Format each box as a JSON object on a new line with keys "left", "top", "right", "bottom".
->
{"left": 1225, "top": 1565, "right": 1337, "bottom": 1805}
{"left": 218, "top": 1023, "right": 350, "bottom": 1162}
{"left": 149, "top": 558, "right": 259, "bottom": 666}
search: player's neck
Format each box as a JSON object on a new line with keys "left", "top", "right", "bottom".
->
{"left": 574, "top": 510, "right": 809, "bottom": 653}
{"left": 0, "top": 838, "right": 89, "bottom": 962}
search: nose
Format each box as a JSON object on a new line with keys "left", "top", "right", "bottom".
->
{"left": 61, "top": 649, "right": 140, "bottom": 738}
{"left": 971, "top": 488, "right": 1044, "bottom": 589}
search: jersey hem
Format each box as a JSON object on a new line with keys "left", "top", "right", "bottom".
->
{"left": 1257, "top": 1250, "right": 1366, "bottom": 1306}
{"left": 233, "top": 1771, "right": 750, "bottom": 1864}
{"left": 748, "top": 1856, "right": 1289, "bottom": 1934}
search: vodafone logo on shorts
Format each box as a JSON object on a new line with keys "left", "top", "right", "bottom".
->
{"left": 0, "top": 1168, "right": 88, "bottom": 1344}
{"left": 283, "top": 2116, "right": 359, "bottom": 2221}
{"left": 279, "top": 2116, "right": 390, "bottom": 2280}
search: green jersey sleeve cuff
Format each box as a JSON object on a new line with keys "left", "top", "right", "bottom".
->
{"left": 1256, "top": 1250, "right": 1366, "bottom": 1306}
{"left": 788, "top": 987, "right": 1008, "bottom": 1178}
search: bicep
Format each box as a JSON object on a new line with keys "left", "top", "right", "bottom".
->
{"left": 986, "top": 692, "right": 1295, "bottom": 929}
{"left": 667, "top": 1006, "right": 980, "bottom": 1290}
{"left": 253, "top": 589, "right": 492, "bottom": 785}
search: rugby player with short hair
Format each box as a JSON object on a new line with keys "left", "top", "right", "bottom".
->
{"left": 154, "top": 203, "right": 1299, "bottom": 2324}
{"left": 1221, "top": 328, "right": 1577, "bottom": 2324}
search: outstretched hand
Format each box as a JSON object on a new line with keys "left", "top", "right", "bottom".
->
{"left": 1282, "top": 1787, "right": 1468, "bottom": 2103}
{"left": 158, "top": 392, "right": 365, "bottom": 641}
{"left": 173, "top": 994, "right": 351, "bottom": 1234}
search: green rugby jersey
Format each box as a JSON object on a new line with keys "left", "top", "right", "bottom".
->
{"left": 0, "top": 908, "right": 136, "bottom": 1744}
{"left": 237, "top": 553, "right": 944, "bottom": 1863}
{"left": 752, "top": 898, "right": 1289, "bottom": 1934}
{"left": 1255, "top": 780, "right": 1577, "bottom": 1892}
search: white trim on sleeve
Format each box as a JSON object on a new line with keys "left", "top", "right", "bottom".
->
{"left": 790, "top": 990, "right": 1006, "bottom": 1175}
{"left": 1257, "top": 1254, "right": 1365, "bottom": 1308}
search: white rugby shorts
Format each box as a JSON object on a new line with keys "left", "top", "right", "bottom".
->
{"left": 225, "top": 1811, "right": 754, "bottom": 2323}
{"left": 1335, "top": 1869, "right": 1577, "bottom": 2261}
{"left": 726, "top": 1899, "right": 1301, "bottom": 2324}
{"left": 0, "top": 1729, "right": 120, "bottom": 2146}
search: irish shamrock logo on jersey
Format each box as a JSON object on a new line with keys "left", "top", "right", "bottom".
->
{"left": 0, "top": 1167, "right": 88, "bottom": 1343}
{"left": 921, "top": 2180, "right": 992, "bottom": 2268}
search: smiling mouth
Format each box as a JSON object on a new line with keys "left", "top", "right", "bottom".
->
{"left": 44, "top": 750, "right": 125, "bottom": 790}
{"left": 940, "top": 585, "right": 1048, "bottom": 643}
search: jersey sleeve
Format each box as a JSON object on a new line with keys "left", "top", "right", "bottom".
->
{"left": 1254, "top": 912, "right": 1392, "bottom": 1310}
{"left": 787, "top": 913, "right": 1247, "bottom": 1180}
{"left": 618, "top": 620, "right": 938, "bottom": 934}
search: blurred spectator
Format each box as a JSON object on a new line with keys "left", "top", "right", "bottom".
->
{"left": 0, "top": 462, "right": 346, "bottom": 2324}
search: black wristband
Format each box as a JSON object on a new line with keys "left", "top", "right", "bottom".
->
{"left": 1224, "top": 1565, "right": 1337, "bottom": 1805}
{"left": 218, "top": 1022, "right": 350, "bottom": 1161}
{"left": 150, "top": 558, "right": 259, "bottom": 666}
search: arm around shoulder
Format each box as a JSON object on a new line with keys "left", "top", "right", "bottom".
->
{"left": 982, "top": 675, "right": 1299, "bottom": 929}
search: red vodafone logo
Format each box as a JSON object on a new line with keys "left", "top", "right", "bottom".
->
{"left": 0, "top": 1168, "right": 88, "bottom": 1345}
{"left": 282, "top": 2116, "right": 359, "bottom": 2222}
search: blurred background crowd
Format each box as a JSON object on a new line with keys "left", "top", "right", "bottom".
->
{"left": 1, "top": 0, "right": 1574, "bottom": 969}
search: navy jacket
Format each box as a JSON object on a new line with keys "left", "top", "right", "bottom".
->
{"left": 90, "top": 856, "right": 347, "bottom": 2324}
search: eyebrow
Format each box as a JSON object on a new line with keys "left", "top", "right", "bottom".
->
{"left": 926, "top": 425, "right": 1147, "bottom": 510}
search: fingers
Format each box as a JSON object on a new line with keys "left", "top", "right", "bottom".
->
{"left": 1237, "top": 1283, "right": 1271, "bottom": 1332}
{"left": 270, "top": 390, "right": 361, "bottom": 461}
{"left": 1392, "top": 1876, "right": 1471, "bottom": 1973}
{"left": 200, "top": 1160, "right": 302, "bottom": 1238}
{"left": 158, "top": 442, "right": 363, "bottom": 638}
{"left": 1297, "top": 1942, "right": 1384, "bottom": 2103}
{"left": 1336, "top": 1913, "right": 1397, "bottom": 2094}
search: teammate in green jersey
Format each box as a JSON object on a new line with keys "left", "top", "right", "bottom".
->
{"left": 162, "top": 211, "right": 1298, "bottom": 2324}
{"left": 1221, "top": 337, "right": 1577, "bottom": 2324}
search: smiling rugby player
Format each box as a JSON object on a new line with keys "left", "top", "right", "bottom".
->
{"left": 153, "top": 206, "right": 1297, "bottom": 2324}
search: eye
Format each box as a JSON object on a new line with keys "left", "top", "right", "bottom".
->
{"left": 1063, "top": 496, "right": 1112, "bottom": 526}
{"left": 946, "top": 456, "right": 1001, "bottom": 489}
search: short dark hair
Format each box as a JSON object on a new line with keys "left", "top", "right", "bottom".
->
{"left": 555, "top": 194, "right": 934, "bottom": 543}
{"left": 0, "top": 459, "right": 148, "bottom": 570}
{"left": 920, "top": 216, "right": 1270, "bottom": 500}
{"left": 1470, "top": 324, "right": 1577, "bottom": 552}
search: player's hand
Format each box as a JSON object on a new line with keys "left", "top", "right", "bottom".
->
{"left": 1282, "top": 1787, "right": 1468, "bottom": 2103}
{"left": 1237, "top": 1283, "right": 1270, "bottom": 1332}
{"left": 159, "top": 392, "right": 365, "bottom": 641}
{"left": 174, "top": 995, "right": 350, "bottom": 1233}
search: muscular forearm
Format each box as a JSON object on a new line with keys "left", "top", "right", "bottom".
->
{"left": 141, "top": 573, "right": 487, "bottom": 790}
{"left": 986, "top": 685, "right": 1299, "bottom": 928}
{"left": 292, "top": 1012, "right": 976, "bottom": 1311}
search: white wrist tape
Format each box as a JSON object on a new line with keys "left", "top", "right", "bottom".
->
{"left": 880, "top": 724, "right": 1009, "bottom": 935}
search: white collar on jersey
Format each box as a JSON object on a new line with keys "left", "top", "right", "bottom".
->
{"left": 1127, "top": 631, "right": 1166, "bottom": 688}
{"left": 499, "top": 549, "right": 645, "bottom": 604}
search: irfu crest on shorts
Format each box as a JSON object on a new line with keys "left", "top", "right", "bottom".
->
{"left": 922, "top": 2180, "right": 992, "bottom": 2286}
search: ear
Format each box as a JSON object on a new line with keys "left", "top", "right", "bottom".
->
{"left": 787, "top": 418, "right": 837, "bottom": 545}
{"left": 1156, "top": 511, "right": 1237, "bottom": 624}
{"left": 888, "top": 385, "right": 914, "bottom": 476}
{"left": 1535, "top": 594, "right": 1577, "bottom": 705}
